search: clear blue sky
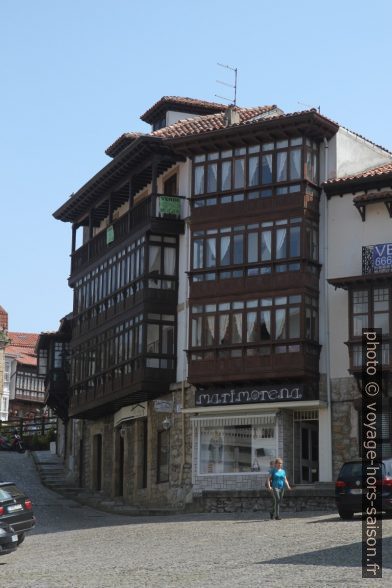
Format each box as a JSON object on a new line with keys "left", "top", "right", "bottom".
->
{"left": 1, "top": 0, "right": 391, "bottom": 332}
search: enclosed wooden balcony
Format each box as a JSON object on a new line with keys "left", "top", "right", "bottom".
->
{"left": 70, "top": 194, "right": 185, "bottom": 279}
{"left": 69, "top": 361, "right": 176, "bottom": 419}
{"left": 188, "top": 341, "right": 320, "bottom": 386}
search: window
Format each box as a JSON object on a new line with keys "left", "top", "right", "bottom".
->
{"left": 192, "top": 138, "right": 317, "bottom": 202}
{"left": 190, "top": 295, "right": 318, "bottom": 357}
{"left": 157, "top": 430, "right": 170, "bottom": 483}
{"left": 351, "top": 287, "right": 390, "bottom": 338}
{"left": 191, "top": 218, "right": 314, "bottom": 281}
{"left": 198, "top": 422, "right": 275, "bottom": 475}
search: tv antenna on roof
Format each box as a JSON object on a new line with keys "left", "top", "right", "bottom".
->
{"left": 215, "top": 63, "right": 238, "bottom": 106}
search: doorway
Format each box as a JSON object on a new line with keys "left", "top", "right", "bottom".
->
{"left": 300, "top": 423, "right": 319, "bottom": 483}
{"left": 116, "top": 432, "right": 125, "bottom": 497}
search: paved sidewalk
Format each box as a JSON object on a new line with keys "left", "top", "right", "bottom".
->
{"left": 32, "top": 451, "right": 178, "bottom": 516}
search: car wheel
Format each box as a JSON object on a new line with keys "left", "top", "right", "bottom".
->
{"left": 17, "top": 533, "right": 25, "bottom": 545}
{"left": 338, "top": 509, "right": 354, "bottom": 520}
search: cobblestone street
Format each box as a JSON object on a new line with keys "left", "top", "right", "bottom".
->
{"left": 0, "top": 452, "right": 391, "bottom": 587}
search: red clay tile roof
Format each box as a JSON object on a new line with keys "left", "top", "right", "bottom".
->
{"left": 325, "top": 162, "right": 392, "bottom": 186}
{"left": 6, "top": 332, "right": 39, "bottom": 367}
{"left": 140, "top": 96, "right": 227, "bottom": 123}
{"left": 151, "top": 105, "right": 277, "bottom": 139}
{"left": 105, "top": 132, "right": 145, "bottom": 158}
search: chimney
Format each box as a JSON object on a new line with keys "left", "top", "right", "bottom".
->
{"left": 0, "top": 305, "right": 8, "bottom": 330}
{"left": 224, "top": 105, "right": 240, "bottom": 127}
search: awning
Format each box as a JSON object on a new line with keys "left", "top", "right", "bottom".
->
{"left": 113, "top": 402, "right": 147, "bottom": 428}
{"left": 191, "top": 413, "right": 276, "bottom": 428}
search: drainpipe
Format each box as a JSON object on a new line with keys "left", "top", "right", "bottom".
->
{"left": 179, "top": 161, "right": 191, "bottom": 486}
{"left": 322, "top": 137, "right": 333, "bottom": 481}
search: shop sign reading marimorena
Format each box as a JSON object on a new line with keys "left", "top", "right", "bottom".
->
{"left": 195, "top": 384, "right": 304, "bottom": 407}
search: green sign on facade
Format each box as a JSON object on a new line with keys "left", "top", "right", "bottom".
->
{"left": 106, "top": 225, "right": 114, "bottom": 245}
{"left": 159, "top": 196, "right": 181, "bottom": 216}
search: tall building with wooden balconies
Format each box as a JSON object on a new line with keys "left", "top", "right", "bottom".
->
{"left": 54, "top": 96, "right": 392, "bottom": 509}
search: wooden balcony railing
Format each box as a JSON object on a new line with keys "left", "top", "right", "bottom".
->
{"left": 188, "top": 341, "right": 320, "bottom": 385}
{"left": 71, "top": 194, "right": 185, "bottom": 276}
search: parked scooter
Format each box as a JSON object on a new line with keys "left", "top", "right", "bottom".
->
{"left": 0, "top": 430, "right": 25, "bottom": 453}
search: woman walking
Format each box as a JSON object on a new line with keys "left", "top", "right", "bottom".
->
{"left": 267, "top": 458, "right": 291, "bottom": 520}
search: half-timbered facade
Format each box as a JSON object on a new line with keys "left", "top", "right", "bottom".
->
{"left": 54, "top": 95, "right": 392, "bottom": 509}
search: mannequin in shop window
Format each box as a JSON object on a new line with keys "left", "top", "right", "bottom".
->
{"left": 208, "top": 431, "right": 223, "bottom": 464}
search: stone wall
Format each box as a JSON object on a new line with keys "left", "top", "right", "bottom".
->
{"left": 190, "top": 489, "right": 335, "bottom": 513}
{"left": 331, "top": 376, "right": 361, "bottom": 478}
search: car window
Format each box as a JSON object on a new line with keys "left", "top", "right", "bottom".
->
{"left": 0, "top": 488, "right": 13, "bottom": 501}
{"left": 339, "top": 462, "right": 384, "bottom": 480}
{"left": 0, "top": 485, "right": 25, "bottom": 498}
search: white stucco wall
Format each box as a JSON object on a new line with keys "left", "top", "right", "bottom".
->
{"left": 334, "top": 128, "right": 392, "bottom": 179}
{"left": 327, "top": 195, "right": 392, "bottom": 379}
{"left": 166, "top": 110, "right": 201, "bottom": 127}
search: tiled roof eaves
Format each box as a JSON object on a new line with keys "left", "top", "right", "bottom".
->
{"left": 105, "top": 132, "right": 144, "bottom": 158}
{"left": 53, "top": 135, "right": 166, "bottom": 221}
{"left": 324, "top": 163, "right": 392, "bottom": 196}
{"left": 165, "top": 109, "right": 339, "bottom": 147}
{"left": 140, "top": 96, "right": 227, "bottom": 123}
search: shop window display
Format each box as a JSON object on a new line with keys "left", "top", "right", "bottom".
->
{"left": 199, "top": 424, "right": 275, "bottom": 474}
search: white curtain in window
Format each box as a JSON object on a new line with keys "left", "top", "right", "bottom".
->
{"left": 149, "top": 245, "right": 161, "bottom": 273}
{"left": 220, "top": 236, "right": 231, "bottom": 265}
{"left": 276, "top": 229, "right": 287, "bottom": 259}
{"left": 261, "top": 231, "right": 272, "bottom": 261}
{"left": 206, "top": 316, "right": 215, "bottom": 345}
{"left": 219, "top": 314, "right": 230, "bottom": 344}
{"left": 260, "top": 310, "right": 271, "bottom": 339}
{"left": 247, "top": 312, "right": 257, "bottom": 342}
{"left": 277, "top": 152, "right": 287, "bottom": 182}
{"left": 206, "top": 238, "right": 216, "bottom": 267}
{"left": 232, "top": 313, "right": 242, "bottom": 343}
{"left": 275, "top": 309, "right": 286, "bottom": 339}
{"left": 164, "top": 247, "right": 176, "bottom": 275}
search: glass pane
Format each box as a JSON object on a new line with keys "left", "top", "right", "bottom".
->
{"left": 231, "top": 313, "right": 242, "bottom": 344}
{"left": 162, "top": 325, "right": 174, "bottom": 354}
{"left": 290, "top": 148, "right": 301, "bottom": 180}
{"left": 234, "top": 158, "right": 245, "bottom": 189}
{"left": 192, "top": 317, "right": 202, "bottom": 346}
{"left": 248, "top": 233, "right": 258, "bottom": 263}
{"left": 204, "top": 316, "right": 215, "bottom": 345}
{"left": 276, "top": 228, "right": 287, "bottom": 259}
{"left": 206, "top": 238, "right": 216, "bottom": 268}
{"left": 289, "top": 226, "right": 301, "bottom": 257}
{"left": 194, "top": 166, "right": 204, "bottom": 195}
{"left": 146, "top": 324, "right": 160, "bottom": 353}
{"left": 275, "top": 309, "right": 286, "bottom": 339}
{"left": 220, "top": 235, "right": 231, "bottom": 266}
{"left": 233, "top": 234, "right": 244, "bottom": 264}
{"left": 353, "top": 315, "right": 368, "bottom": 336}
{"left": 261, "top": 231, "right": 272, "bottom": 261}
{"left": 374, "top": 288, "right": 389, "bottom": 312}
{"left": 221, "top": 161, "right": 232, "bottom": 191}
{"left": 276, "top": 152, "right": 288, "bottom": 182}
{"left": 289, "top": 307, "right": 300, "bottom": 338}
{"left": 207, "top": 163, "right": 217, "bottom": 193}
{"left": 149, "top": 245, "right": 161, "bottom": 273}
{"left": 164, "top": 248, "right": 176, "bottom": 275}
{"left": 248, "top": 156, "right": 259, "bottom": 186}
{"left": 260, "top": 310, "right": 271, "bottom": 340}
{"left": 353, "top": 291, "right": 368, "bottom": 313}
{"left": 261, "top": 154, "right": 272, "bottom": 184}
{"left": 374, "top": 313, "right": 389, "bottom": 335}
{"left": 219, "top": 314, "right": 230, "bottom": 344}
{"left": 193, "top": 240, "right": 204, "bottom": 269}
{"left": 247, "top": 312, "right": 258, "bottom": 342}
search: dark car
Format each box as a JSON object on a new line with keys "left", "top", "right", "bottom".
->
{"left": 0, "top": 483, "right": 35, "bottom": 544}
{"left": 335, "top": 458, "right": 392, "bottom": 519}
{"left": 0, "top": 522, "right": 18, "bottom": 555}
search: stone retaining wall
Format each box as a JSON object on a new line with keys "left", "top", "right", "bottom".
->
{"left": 190, "top": 489, "right": 336, "bottom": 513}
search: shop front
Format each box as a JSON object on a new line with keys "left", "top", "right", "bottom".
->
{"left": 184, "top": 383, "right": 328, "bottom": 494}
